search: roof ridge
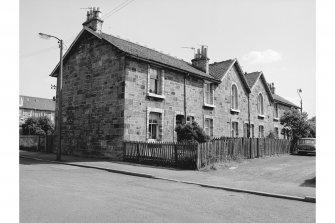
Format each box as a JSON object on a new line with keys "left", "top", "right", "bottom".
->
{"left": 101, "top": 32, "right": 187, "bottom": 63}
{"left": 209, "top": 59, "right": 234, "bottom": 66}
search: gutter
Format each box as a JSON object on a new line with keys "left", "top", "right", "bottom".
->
{"left": 126, "top": 54, "right": 220, "bottom": 83}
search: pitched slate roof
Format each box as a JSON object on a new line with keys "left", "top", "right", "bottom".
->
{"left": 208, "top": 59, "right": 235, "bottom": 80}
{"left": 100, "top": 32, "right": 218, "bottom": 81}
{"left": 208, "top": 59, "right": 251, "bottom": 93}
{"left": 244, "top": 71, "right": 274, "bottom": 102}
{"left": 244, "top": 72, "right": 261, "bottom": 88}
{"left": 19, "top": 95, "right": 55, "bottom": 111}
{"left": 273, "top": 94, "right": 299, "bottom": 108}
{"left": 51, "top": 27, "right": 219, "bottom": 82}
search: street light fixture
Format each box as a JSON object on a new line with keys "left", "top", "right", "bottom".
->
{"left": 39, "top": 32, "right": 63, "bottom": 161}
{"left": 297, "top": 88, "right": 302, "bottom": 114}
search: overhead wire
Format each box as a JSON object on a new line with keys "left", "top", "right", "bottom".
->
{"left": 102, "top": 0, "right": 135, "bottom": 19}
{"left": 22, "top": 1, "right": 135, "bottom": 59}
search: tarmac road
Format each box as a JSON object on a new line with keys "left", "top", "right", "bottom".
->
{"left": 20, "top": 158, "right": 315, "bottom": 223}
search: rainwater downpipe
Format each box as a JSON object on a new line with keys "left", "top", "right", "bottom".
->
{"left": 184, "top": 73, "right": 188, "bottom": 124}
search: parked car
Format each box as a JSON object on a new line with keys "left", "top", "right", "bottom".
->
{"left": 297, "top": 138, "right": 316, "bottom": 155}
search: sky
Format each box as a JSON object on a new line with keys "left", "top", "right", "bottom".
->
{"left": 20, "top": 0, "right": 315, "bottom": 117}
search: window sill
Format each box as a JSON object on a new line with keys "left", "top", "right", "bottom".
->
{"left": 230, "top": 108, "right": 240, "bottom": 114}
{"left": 147, "top": 92, "right": 166, "bottom": 100}
{"left": 258, "top": 114, "right": 265, "bottom": 119}
{"left": 273, "top": 117, "right": 279, "bottom": 121}
{"left": 203, "top": 103, "right": 215, "bottom": 109}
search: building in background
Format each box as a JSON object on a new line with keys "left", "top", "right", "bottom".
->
{"left": 19, "top": 95, "right": 56, "bottom": 127}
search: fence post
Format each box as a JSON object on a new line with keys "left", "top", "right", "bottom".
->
{"left": 44, "top": 136, "right": 47, "bottom": 152}
{"left": 196, "top": 144, "right": 200, "bottom": 170}
{"left": 37, "top": 136, "right": 40, "bottom": 152}
{"left": 174, "top": 145, "right": 178, "bottom": 166}
{"left": 136, "top": 143, "right": 140, "bottom": 161}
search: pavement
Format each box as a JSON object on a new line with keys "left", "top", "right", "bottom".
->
{"left": 20, "top": 158, "right": 315, "bottom": 223}
{"left": 19, "top": 150, "right": 316, "bottom": 202}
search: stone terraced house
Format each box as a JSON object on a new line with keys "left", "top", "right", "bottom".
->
{"left": 50, "top": 8, "right": 299, "bottom": 158}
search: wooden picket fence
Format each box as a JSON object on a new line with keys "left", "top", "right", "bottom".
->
{"left": 197, "top": 138, "right": 291, "bottom": 169}
{"left": 123, "top": 138, "right": 290, "bottom": 170}
{"left": 123, "top": 141, "right": 198, "bottom": 169}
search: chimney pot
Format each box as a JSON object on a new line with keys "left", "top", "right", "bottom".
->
{"left": 192, "top": 45, "right": 209, "bottom": 73}
{"left": 83, "top": 7, "right": 104, "bottom": 32}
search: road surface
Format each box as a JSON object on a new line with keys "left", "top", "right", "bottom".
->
{"left": 20, "top": 158, "right": 315, "bottom": 223}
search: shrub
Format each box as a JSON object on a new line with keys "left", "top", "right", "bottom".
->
{"left": 175, "top": 121, "right": 210, "bottom": 143}
{"left": 22, "top": 116, "right": 54, "bottom": 135}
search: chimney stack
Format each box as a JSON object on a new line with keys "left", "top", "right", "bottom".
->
{"left": 269, "top": 82, "right": 275, "bottom": 94}
{"left": 82, "top": 7, "right": 103, "bottom": 33}
{"left": 191, "top": 45, "right": 209, "bottom": 73}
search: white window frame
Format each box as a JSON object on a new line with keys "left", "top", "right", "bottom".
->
{"left": 204, "top": 115, "right": 214, "bottom": 138}
{"left": 146, "top": 107, "right": 164, "bottom": 141}
{"left": 231, "top": 84, "right": 239, "bottom": 110}
{"left": 274, "top": 103, "right": 279, "bottom": 120}
{"left": 258, "top": 125, "right": 264, "bottom": 138}
{"left": 231, "top": 121, "right": 239, "bottom": 138}
{"left": 148, "top": 113, "right": 160, "bottom": 140}
{"left": 203, "top": 82, "right": 215, "bottom": 107}
{"left": 257, "top": 93, "right": 265, "bottom": 117}
{"left": 147, "top": 65, "right": 165, "bottom": 99}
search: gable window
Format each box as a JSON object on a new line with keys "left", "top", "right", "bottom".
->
{"left": 204, "top": 83, "right": 214, "bottom": 106}
{"left": 149, "top": 112, "right": 161, "bottom": 140}
{"left": 231, "top": 122, "right": 239, "bottom": 137}
{"left": 274, "top": 104, "right": 279, "bottom": 119}
{"left": 204, "top": 118, "right": 214, "bottom": 138}
{"left": 231, "top": 84, "right": 238, "bottom": 110}
{"left": 257, "top": 93, "right": 264, "bottom": 115}
{"left": 258, "top": 125, "right": 264, "bottom": 138}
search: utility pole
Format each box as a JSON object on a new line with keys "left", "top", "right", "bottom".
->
{"left": 39, "top": 33, "right": 63, "bottom": 161}
{"left": 297, "top": 89, "right": 302, "bottom": 114}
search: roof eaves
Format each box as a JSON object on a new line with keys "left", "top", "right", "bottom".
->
{"left": 126, "top": 53, "right": 220, "bottom": 83}
{"left": 274, "top": 98, "right": 299, "bottom": 108}
{"left": 259, "top": 72, "right": 274, "bottom": 102}
{"left": 234, "top": 59, "right": 251, "bottom": 93}
{"left": 50, "top": 27, "right": 102, "bottom": 77}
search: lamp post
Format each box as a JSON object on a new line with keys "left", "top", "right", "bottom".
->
{"left": 297, "top": 88, "right": 302, "bottom": 114}
{"left": 39, "top": 32, "right": 63, "bottom": 161}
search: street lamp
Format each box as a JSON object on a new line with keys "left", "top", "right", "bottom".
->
{"left": 297, "top": 88, "right": 302, "bottom": 114}
{"left": 39, "top": 32, "right": 63, "bottom": 161}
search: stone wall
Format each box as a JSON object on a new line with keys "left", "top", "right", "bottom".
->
{"left": 213, "top": 64, "right": 250, "bottom": 137}
{"left": 56, "top": 31, "right": 125, "bottom": 159}
{"left": 124, "top": 58, "right": 207, "bottom": 142}
{"left": 249, "top": 78, "right": 274, "bottom": 138}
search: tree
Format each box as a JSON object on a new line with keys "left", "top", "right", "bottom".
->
{"left": 280, "top": 109, "right": 314, "bottom": 150}
{"left": 175, "top": 121, "right": 210, "bottom": 143}
{"left": 22, "top": 116, "right": 54, "bottom": 135}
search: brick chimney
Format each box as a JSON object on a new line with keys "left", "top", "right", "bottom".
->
{"left": 82, "top": 7, "right": 103, "bottom": 32}
{"left": 191, "top": 45, "right": 209, "bottom": 73}
{"left": 269, "top": 82, "right": 275, "bottom": 94}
